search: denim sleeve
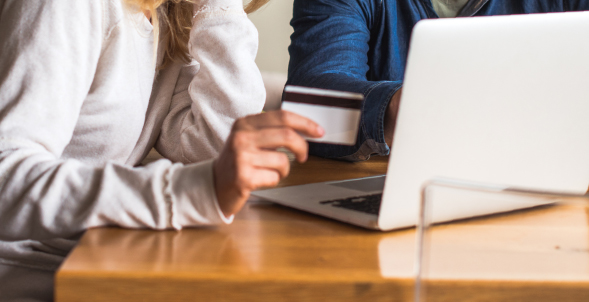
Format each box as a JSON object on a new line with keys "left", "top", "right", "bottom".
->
{"left": 287, "top": 0, "right": 402, "bottom": 161}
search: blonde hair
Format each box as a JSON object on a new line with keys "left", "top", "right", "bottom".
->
{"left": 124, "top": 0, "right": 270, "bottom": 68}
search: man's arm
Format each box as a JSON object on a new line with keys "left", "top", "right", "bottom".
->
{"left": 566, "top": 0, "right": 589, "bottom": 11}
{"left": 288, "top": 0, "right": 402, "bottom": 161}
{"left": 384, "top": 88, "right": 402, "bottom": 148}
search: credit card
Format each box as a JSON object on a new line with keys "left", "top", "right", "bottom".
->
{"left": 281, "top": 85, "right": 363, "bottom": 146}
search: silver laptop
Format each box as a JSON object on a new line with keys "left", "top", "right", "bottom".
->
{"left": 253, "top": 11, "right": 589, "bottom": 231}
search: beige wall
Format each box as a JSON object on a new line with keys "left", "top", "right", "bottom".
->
{"left": 247, "top": 0, "right": 294, "bottom": 74}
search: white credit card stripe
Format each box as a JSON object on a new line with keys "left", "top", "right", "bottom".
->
{"left": 282, "top": 101, "right": 361, "bottom": 146}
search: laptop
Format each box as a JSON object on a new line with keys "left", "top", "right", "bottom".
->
{"left": 252, "top": 11, "right": 589, "bottom": 231}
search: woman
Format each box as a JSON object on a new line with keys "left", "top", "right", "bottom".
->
{"left": 0, "top": 0, "right": 323, "bottom": 300}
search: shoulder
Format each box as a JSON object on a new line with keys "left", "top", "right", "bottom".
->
{"left": 0, "top": 0, "right": 108, "bottom": 40}
{"left": 0, "top": 0, "right": 135, "bottom": 43}
{"left": 0, "top": 0, "right": 105, "bottom": 22}
{"left": 101, "top": 0, "right": 127, "bottom": 39}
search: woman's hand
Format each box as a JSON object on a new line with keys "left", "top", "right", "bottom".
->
{"left": 213, "top": 110, "right": 324, "bottom": 217}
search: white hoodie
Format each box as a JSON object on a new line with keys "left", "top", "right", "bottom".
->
{"left": 0, "top": 0, "right": 265, "bottom": 300}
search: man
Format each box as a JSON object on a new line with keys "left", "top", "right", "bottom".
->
{"left": 287, "top": 0, "right": 589, "bottom": 161}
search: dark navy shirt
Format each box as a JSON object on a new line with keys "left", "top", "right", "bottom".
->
{"left": 287, "top": 0, "right": 589, "bottom": 161}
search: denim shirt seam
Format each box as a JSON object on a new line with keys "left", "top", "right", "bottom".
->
{"left": 419, "top": 0, "right": 438, "bottom": 18}
{"left": 360, "top": 81, "right": 389, "bottom": 141}
{"left": 361, "top": 81, "right": 399, "bottom": 145}
{"left": 378, "top": 85, "right": 402, "bottom": 146}
{"left": 362, "top": 80, "right": 388, "bottom": 98}
{"left": 374, "top": 0, "right": 384, "bottom": 30}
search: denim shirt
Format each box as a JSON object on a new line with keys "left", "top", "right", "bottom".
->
{"left": 287, "top": 0, "right": 589, "bottom": 161}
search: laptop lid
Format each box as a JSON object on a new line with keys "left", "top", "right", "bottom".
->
{"left": 378, "top": 12, "right": 589, "bottom": 230}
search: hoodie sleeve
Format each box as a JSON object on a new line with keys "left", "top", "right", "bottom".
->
{"left": 156, "top": 0, "right": 265, "bottom": 164}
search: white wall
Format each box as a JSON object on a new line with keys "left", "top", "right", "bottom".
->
{"left": 247, "top": 0, "right": 294, "bottom": 74}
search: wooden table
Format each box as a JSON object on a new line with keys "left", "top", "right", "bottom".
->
{"left": 55, "top": 155, "right": 589, "bottom": 302}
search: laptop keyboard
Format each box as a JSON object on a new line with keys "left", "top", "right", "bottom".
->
{"left": 319, "top": 193, "right": 382, "bottom": 215}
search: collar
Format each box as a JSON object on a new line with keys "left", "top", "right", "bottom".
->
{"left": 457, "top": 0, "right": 490, "bottom": 17}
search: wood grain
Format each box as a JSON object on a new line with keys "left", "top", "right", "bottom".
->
{"left": 55, "top": 155, "right": 589, "bottom": 302}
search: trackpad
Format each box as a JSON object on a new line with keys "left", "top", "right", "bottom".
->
{"left": 328, "top": 176, "right": 386, "bottom": 193}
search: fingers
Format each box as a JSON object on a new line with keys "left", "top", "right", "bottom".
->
{"left": 213, "top": 156, "right": 285, "bottom": 216}
{"left": 248, "top": 151, "right": 291, "bottom": 178}
{"left": 230, "top": 160, "right": 284, "bottom": 192}
{"left": 247, "top": 168, "right": 283, "bottom": 189}
{"left": 237, "top": 110, "right": 324, "bottom": 138}
{"left": 253, "top": 128, "right": 308, "bottom": 162}
{"left": 231, "top": 127, "right": 309, "bottom": 163}
{"left": 215, "top": 110, "right": 323, "bottom": 216}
